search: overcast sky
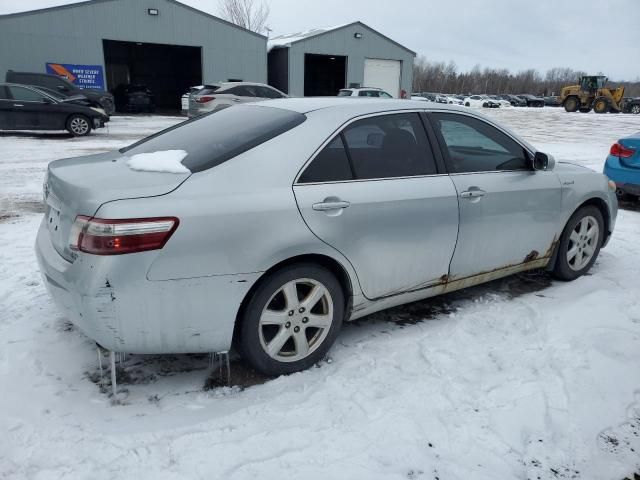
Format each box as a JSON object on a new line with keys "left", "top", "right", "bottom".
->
{"left": 1, "top": 0, "right": 639, "bottom": 80}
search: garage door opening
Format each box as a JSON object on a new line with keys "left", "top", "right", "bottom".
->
{"left": 103, "top": 39, "right": 202, "bottom": 111}
{"left": 304, "top": 54, "right": 346, "bottom": 97}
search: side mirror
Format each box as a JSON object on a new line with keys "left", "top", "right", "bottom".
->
{"left": 532, "top": 151, "right": 555, "bottom": 171}
{"left": 42, "top": 97, "right": 53, "bottom": 104}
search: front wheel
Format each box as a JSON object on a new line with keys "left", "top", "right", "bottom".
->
{"left": 593, "top": 97, "right": 610, "bottom": 114}
{"left": 552, "top": 206, "right": 604, "bottom": 281}
{"left": 66, "top": 114, "right": 92, "bottom": 136}
{"left": 238, "top": 264, "right": 345, "bottom": 376}
{"left": 631, "top": 104, "right": 640, "bottom": 115}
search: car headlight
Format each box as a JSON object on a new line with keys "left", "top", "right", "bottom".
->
{"left": 91, "top": 107, "right": 106, "bottom": 116}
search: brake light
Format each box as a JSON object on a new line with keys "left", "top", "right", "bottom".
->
{"left": 69, "top": 216, "right": 179, "bottom": 255}
{"left": 610, "top": 143, "right": 635, "bottom": 158}
{"left": 195, "top": 96, "right": 215, "bottom": 103}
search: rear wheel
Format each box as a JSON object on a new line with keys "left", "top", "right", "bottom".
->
{"left": 66, "top": 114, "right": 91, "bottom": 136}
{"left": 552, "top": 206, "right": 604, "bottom": 281}
{"left": 631, "top": 104, "right": 640, "bottom": 115}
{"left": 563, "top": 97, "right": 579, "bottom": 112}
{"left": 238, "top": 264, "right": 344, "bottom": 376}
{"left": 593, "top": 97, "right": 610, "bottom": 114}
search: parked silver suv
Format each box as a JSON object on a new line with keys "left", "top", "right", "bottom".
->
{"left": 188, "top": 82, "right": 287, "bottom": 117}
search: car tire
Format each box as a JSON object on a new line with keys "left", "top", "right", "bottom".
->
{"left": 66, "top": 114, "right": 92, "bottom": 136}
{"left": 465, "top": 102, "right": 470, "bottom": 107}
{"left": 564, "top": 97, "right": 579, "bottom": 112}
{"left": 552, "top": 206, "right": 604, "bottom": 281}
{"left": 238, "top": 263, "right": 345, "bottom": 376}
{"left": 630, "top": 104, "right": 640, "bottom": 115}
{"left": 579, "top": 107, "right": 592, "bottom": 113}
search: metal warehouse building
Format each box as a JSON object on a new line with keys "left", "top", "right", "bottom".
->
{"left": 268, "top": 22, "right": 415, "bottom": 98}
{"left": 0, "top": 0, "right": 267, "bottom": 109}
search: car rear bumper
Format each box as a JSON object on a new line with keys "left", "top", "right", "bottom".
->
{"left": 604, "top": 156, "right": 640, "bottom": 193}
{"left": 35, "top": 217, "right": 260, "bottom": 354}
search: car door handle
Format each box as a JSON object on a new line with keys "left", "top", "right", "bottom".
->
{"left": 231, "top": 98, "right": 240, "bottom": 102}
{"left": 13, "top": 104, "right": 24, "bottom": 107}
{"left": 312, "top": 200, "right": 351, "bottom": 211}
{"left": 459, "top": 189, "right": 486, "bottom": 198}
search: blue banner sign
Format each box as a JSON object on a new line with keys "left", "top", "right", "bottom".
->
{"left": 46, "top": 63, "right": 105, "bottom": 90}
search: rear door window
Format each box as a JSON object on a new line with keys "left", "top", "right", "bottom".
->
{"left": 0, "top": 86, "right": 9, "bottom": 100}
{"left": 298, "top": 135, "right": 353, "bottom": 183}
{"left": 8, "top": 86, "right": 47, "bottom": 102}
{"left": 343, "top": 113, "right": 437, "bottom": 179}
{"left": 298, "top": 112, "right": 438, "bottom": 182}
{"left": 121, "top": 105, "right": 306, "bottom": 173}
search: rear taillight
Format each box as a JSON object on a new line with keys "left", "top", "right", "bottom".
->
{"left": 69, "top": 216, "right": 179, "bottom": 255}
{"left": 610, "top": 142, "right": 635, "bottom": 158}
{"left": 195, "top": 96, "right": 215, "bottom": 103}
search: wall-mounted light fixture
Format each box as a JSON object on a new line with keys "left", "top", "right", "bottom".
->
{"left": 354, "top": 32, "right": 363, "bottom": 39}
{"left": 148, "top": 8, "right": 159, "bottom": 15}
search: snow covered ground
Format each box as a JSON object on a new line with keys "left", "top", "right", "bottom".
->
{"left": 1, "top": 109, "right": 639, "bottom": 480}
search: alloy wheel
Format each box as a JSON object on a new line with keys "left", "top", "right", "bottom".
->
{"left": 70, "top": 117, "right": 89, "bottom": 135}
{"left": 631, "top": 105, "right": 640, "bottom": 115}
{"left": 566, "top": 215, "right": 599, "bottom": 271}
{"left": 258, "top": 278, "right": 333, "bottom": 362}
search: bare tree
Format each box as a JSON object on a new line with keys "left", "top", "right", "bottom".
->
{"left": 218, "top": 0, "right": 270, "bottom": 34}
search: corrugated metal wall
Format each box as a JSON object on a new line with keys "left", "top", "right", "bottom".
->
{"left": 286, "top": 23, "right": 414, "bottom": 97}
{"left": 0, "top": 0, "right": 267, "bottom": 85}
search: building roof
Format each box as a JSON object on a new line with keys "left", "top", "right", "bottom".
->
{"left": 0, "top": 0, "right": 267, "bottom": 39}
{"left": 267, "top": 21, "right": 415, "bottom": 56}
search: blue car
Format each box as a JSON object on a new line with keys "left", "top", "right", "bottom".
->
{"left": 604, "top": 132, "right": 640, "bottom": 199}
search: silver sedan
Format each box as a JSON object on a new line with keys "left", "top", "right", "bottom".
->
{"left": 36, "top": 99, "right": 618, "bottom": 376}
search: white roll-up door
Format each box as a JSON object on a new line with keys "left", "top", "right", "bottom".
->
{"left": 363, "top": 58, "right": 402, "bottom": 98}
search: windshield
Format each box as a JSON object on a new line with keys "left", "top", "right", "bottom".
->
{"left": 337, "top": 90, "right": 352, "bottom": 97}
{"left": 120, "top": 105, "right": 306, "bottom": 173}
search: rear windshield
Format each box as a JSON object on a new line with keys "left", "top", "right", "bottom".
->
{"left": 120, "top": 105, "right": 306, "bottom": 173}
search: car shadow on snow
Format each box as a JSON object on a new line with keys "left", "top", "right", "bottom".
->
{"left": 83, "top": 270, "right": 555, "bottom": 401}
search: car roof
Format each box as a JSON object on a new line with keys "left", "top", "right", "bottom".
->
{"left": 254, "top": 97, "right": 467, "bottom": 114}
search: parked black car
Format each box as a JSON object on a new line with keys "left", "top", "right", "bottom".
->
{"left": 5, "top": 70, "right": 115, "bottom": 115}
{"left": 519, "top": 94, "right": 545, "bottom": 107}
{"left": 113, "top": 84, "right": 155, "bottom": 113}
{"left": 544, "top": 96, "right": 561, "bottom": 107}
{"left": 0, "top": 83, "right": 109, "bottom": 136}
{"left": 622, "top": 97, "right": 640, "bottom": 114}
{"left": 498, "top": 94, "right": 527, "bottom": 107}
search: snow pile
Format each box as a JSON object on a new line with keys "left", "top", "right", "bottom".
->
{"left": 126, "top": 150, "right": 190, "bottom": 174}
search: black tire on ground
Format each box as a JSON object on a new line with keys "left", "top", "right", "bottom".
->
{"left": 563, "top": 97, "right": 579, "bottom": 112}
{"left": 552, "top": 205, "right": 605, "bottom": 281}
{"left": 593, "top": 97, "right": 610, "bottom": 114}
{"left": 579, "top": 107, "right": 592, "bottom": 113}
{"left": 630, "top": 104, "right": 640, "bottom": 115}
{"left": 237, "top": 263, "right": 345, "bottom": 376}
{"left": 465, "top": 102, "right": 470, "bottom": 107}
{"left": 66, "top": 114, "right": 92, "bottom": 136}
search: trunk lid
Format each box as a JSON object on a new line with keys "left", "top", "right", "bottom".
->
{"left": 44, "top": 150, "right": 190, "bottom": 261}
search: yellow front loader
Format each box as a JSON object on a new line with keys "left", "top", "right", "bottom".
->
{"left": 559, "top": 75, "right": 625, "bottom": 113}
